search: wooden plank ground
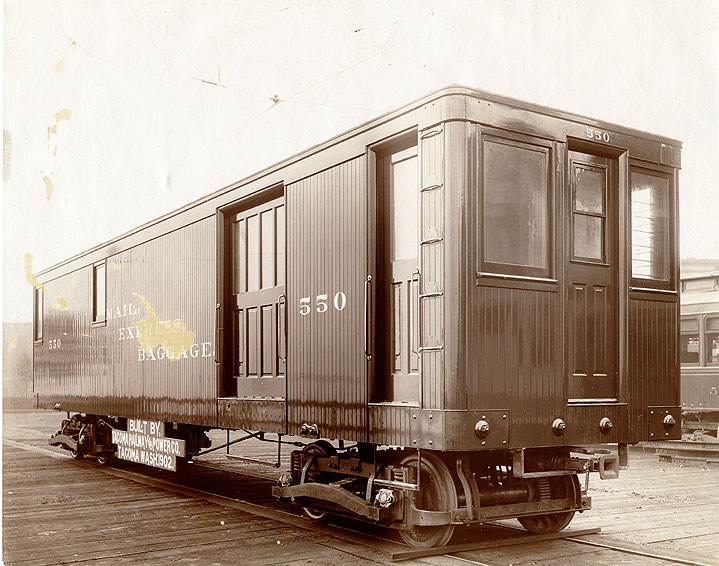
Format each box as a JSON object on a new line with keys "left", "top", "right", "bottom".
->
{"left": 566, "top": 451, "right": 719, "bottom": 565}
{"left": 2, "top": 441, "right": 403, "bottom": 566}
{"left": 4, "top": 410, "right": 719, "bottom": 565}
{"left": 464, "top": 449, "right": 719, "bottom": 566}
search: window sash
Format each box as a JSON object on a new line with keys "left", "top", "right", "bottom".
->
{"left": 93, "top": 262, "right": 106, "bottom": 324}
{"left": 680, "top": 333, "right": 700, "bottom": 365}
{"left": 630, "top": 166, "right": 673, "bottom": 288}
{"left": 706, "top": 332, "right": 719, "bottom": 365}
{"left": 33, "top": 287, "right": 43, "bottom": 342}
{"left": 681, "top": 317, "right": 699, "bottom": 332}
{"left": 479, "top": 132, "right": 552, "bottom": 278}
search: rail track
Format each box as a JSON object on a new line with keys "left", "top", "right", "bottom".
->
{"left": 654, "top": 440, "right": 719, "bottom": 467}
{"left": 394, "top": 524, "right": 715, "bottom": 565}
{"left": 4, "top": 437, "right": 714, "bottom": 566}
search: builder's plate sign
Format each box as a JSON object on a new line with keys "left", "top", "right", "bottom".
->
{"left": 111, "top": 419, "right": 186, "bottom": 472}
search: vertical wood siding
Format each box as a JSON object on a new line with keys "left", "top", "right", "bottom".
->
{"left": 369, "top": 404, "right": 413, "bottom": 447}
{"left": 34, "top": 267, "right": 99, "bottom": 411}
{"left": 628, "top": 297, "right": 679, "bottom": 436}
{"left": 35, "top": 218, "right": 217, "bottom": 425}
{"left": 468, "top": 286, "right": 562, "bottom": 446}
{"left": 287, "top": 156, "right": 367, "bottom": 440}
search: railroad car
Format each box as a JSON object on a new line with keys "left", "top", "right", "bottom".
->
{"left": 680, "top": 272, "right": 719, "bottom": 440}
{"left": 34, "top": 86, "right": 682, "bottom": 548}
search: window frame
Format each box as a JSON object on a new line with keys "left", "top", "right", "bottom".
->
{"left": 477, "top": 128, "right": 555, "bottom": 280}
{"left": 680, "top": 315, "right": 700, "bottom": 367}
{"left": 629, "top": 162, "right": 675, "bottom": 291}
{"left": 705, "top": 314, "right": 719, "bottom": 366}
{"left": 33, "top": 286, "right": 44, "bottom": 343}
{"left": 570, "top": 158, "right": 609, "bottom": 264}
{"left": 92, "top": 260, "right": 107, "bottom": 327}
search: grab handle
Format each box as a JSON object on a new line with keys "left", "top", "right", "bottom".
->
{"left": 410, "top": 269, "right": 421, "bottom": 355}
{"left": 214, "top": 303, "right": 222, "bottom": 365}
{"left": 364, "top": 275, "right": 372, "bottom": 360}
{"left": 278, "top": 292, "right": 287, "bottom": 366}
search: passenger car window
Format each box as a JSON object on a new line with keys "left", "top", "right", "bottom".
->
{"left": 706, "top": 316, "right": 719, "bottom": 365}
{"left": 680, "top": 317, "right": 699, "bottom": 365}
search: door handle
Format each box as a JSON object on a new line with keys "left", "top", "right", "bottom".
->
{"left": 364, "top": 275, "right": 372, "bottom": 360}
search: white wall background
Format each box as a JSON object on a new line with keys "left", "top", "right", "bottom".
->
{"left": 4, "top": 0, "right": 718, "bottom": 323}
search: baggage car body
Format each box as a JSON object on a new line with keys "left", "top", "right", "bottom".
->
{"left": 34, "top": 86, "right": 682, "bottom": 547}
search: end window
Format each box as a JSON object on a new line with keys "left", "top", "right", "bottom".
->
{"left": 93, "top": 262, "right": 106, "bottom": 324}
{"left": 480, "top": 133, "right": 552, "bottom": 278}
{"left": 33, "top": 286, "right": 43, "bottom": 342}
{"left": 631, "top": 167, "right": 672, "bottom": 285}
{"left": 571, "top": 157, "right": 608, "bottom": 263}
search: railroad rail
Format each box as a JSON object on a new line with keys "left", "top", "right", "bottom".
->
{"left": 5, "top": 434, "right": 716, "bottom": 566}
{"left": 392, "top": 524, "right": 715, "bottom": 565}
{"left": 653, "top": 440, "right": 719, "bottom": 466}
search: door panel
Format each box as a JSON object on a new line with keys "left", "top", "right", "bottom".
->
{"left": 231, "top": 197, "right": 286, "bottom": 399}
{"left": 286, "top": 157, "right": 368, "bottom": 440}
{"left": 389, "top": 258, "right": 420, "bottom": 400}
{"left": 566, "top": 151, "right": 618, "bottom": 401}
{"left": 376, "top": 143, "right": 420, "bottom": 403}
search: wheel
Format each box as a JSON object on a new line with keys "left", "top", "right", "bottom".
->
{"left": 70, "top": 449, "right": 84, "bottom": 460}
{"left": 300, "top": 440, "right": 337, "bottom": 522}
{"left": 398, "top": 452, "right": 457, "bottom": 549}
{"left": 518, "top": 474, "right": 580, "bottom": 534}
{"left": 96, "top": 453, "right": 114, "bottom": 466}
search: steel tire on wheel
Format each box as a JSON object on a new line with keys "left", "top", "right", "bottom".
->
{"left": 398, "top": 452, "right": 457, "bottom": 549}
{"left": 300, "top": 440, "right": 337, "bottom": 522}
{"left": 518, "top": 474, "right": 580, "bottom": 534}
